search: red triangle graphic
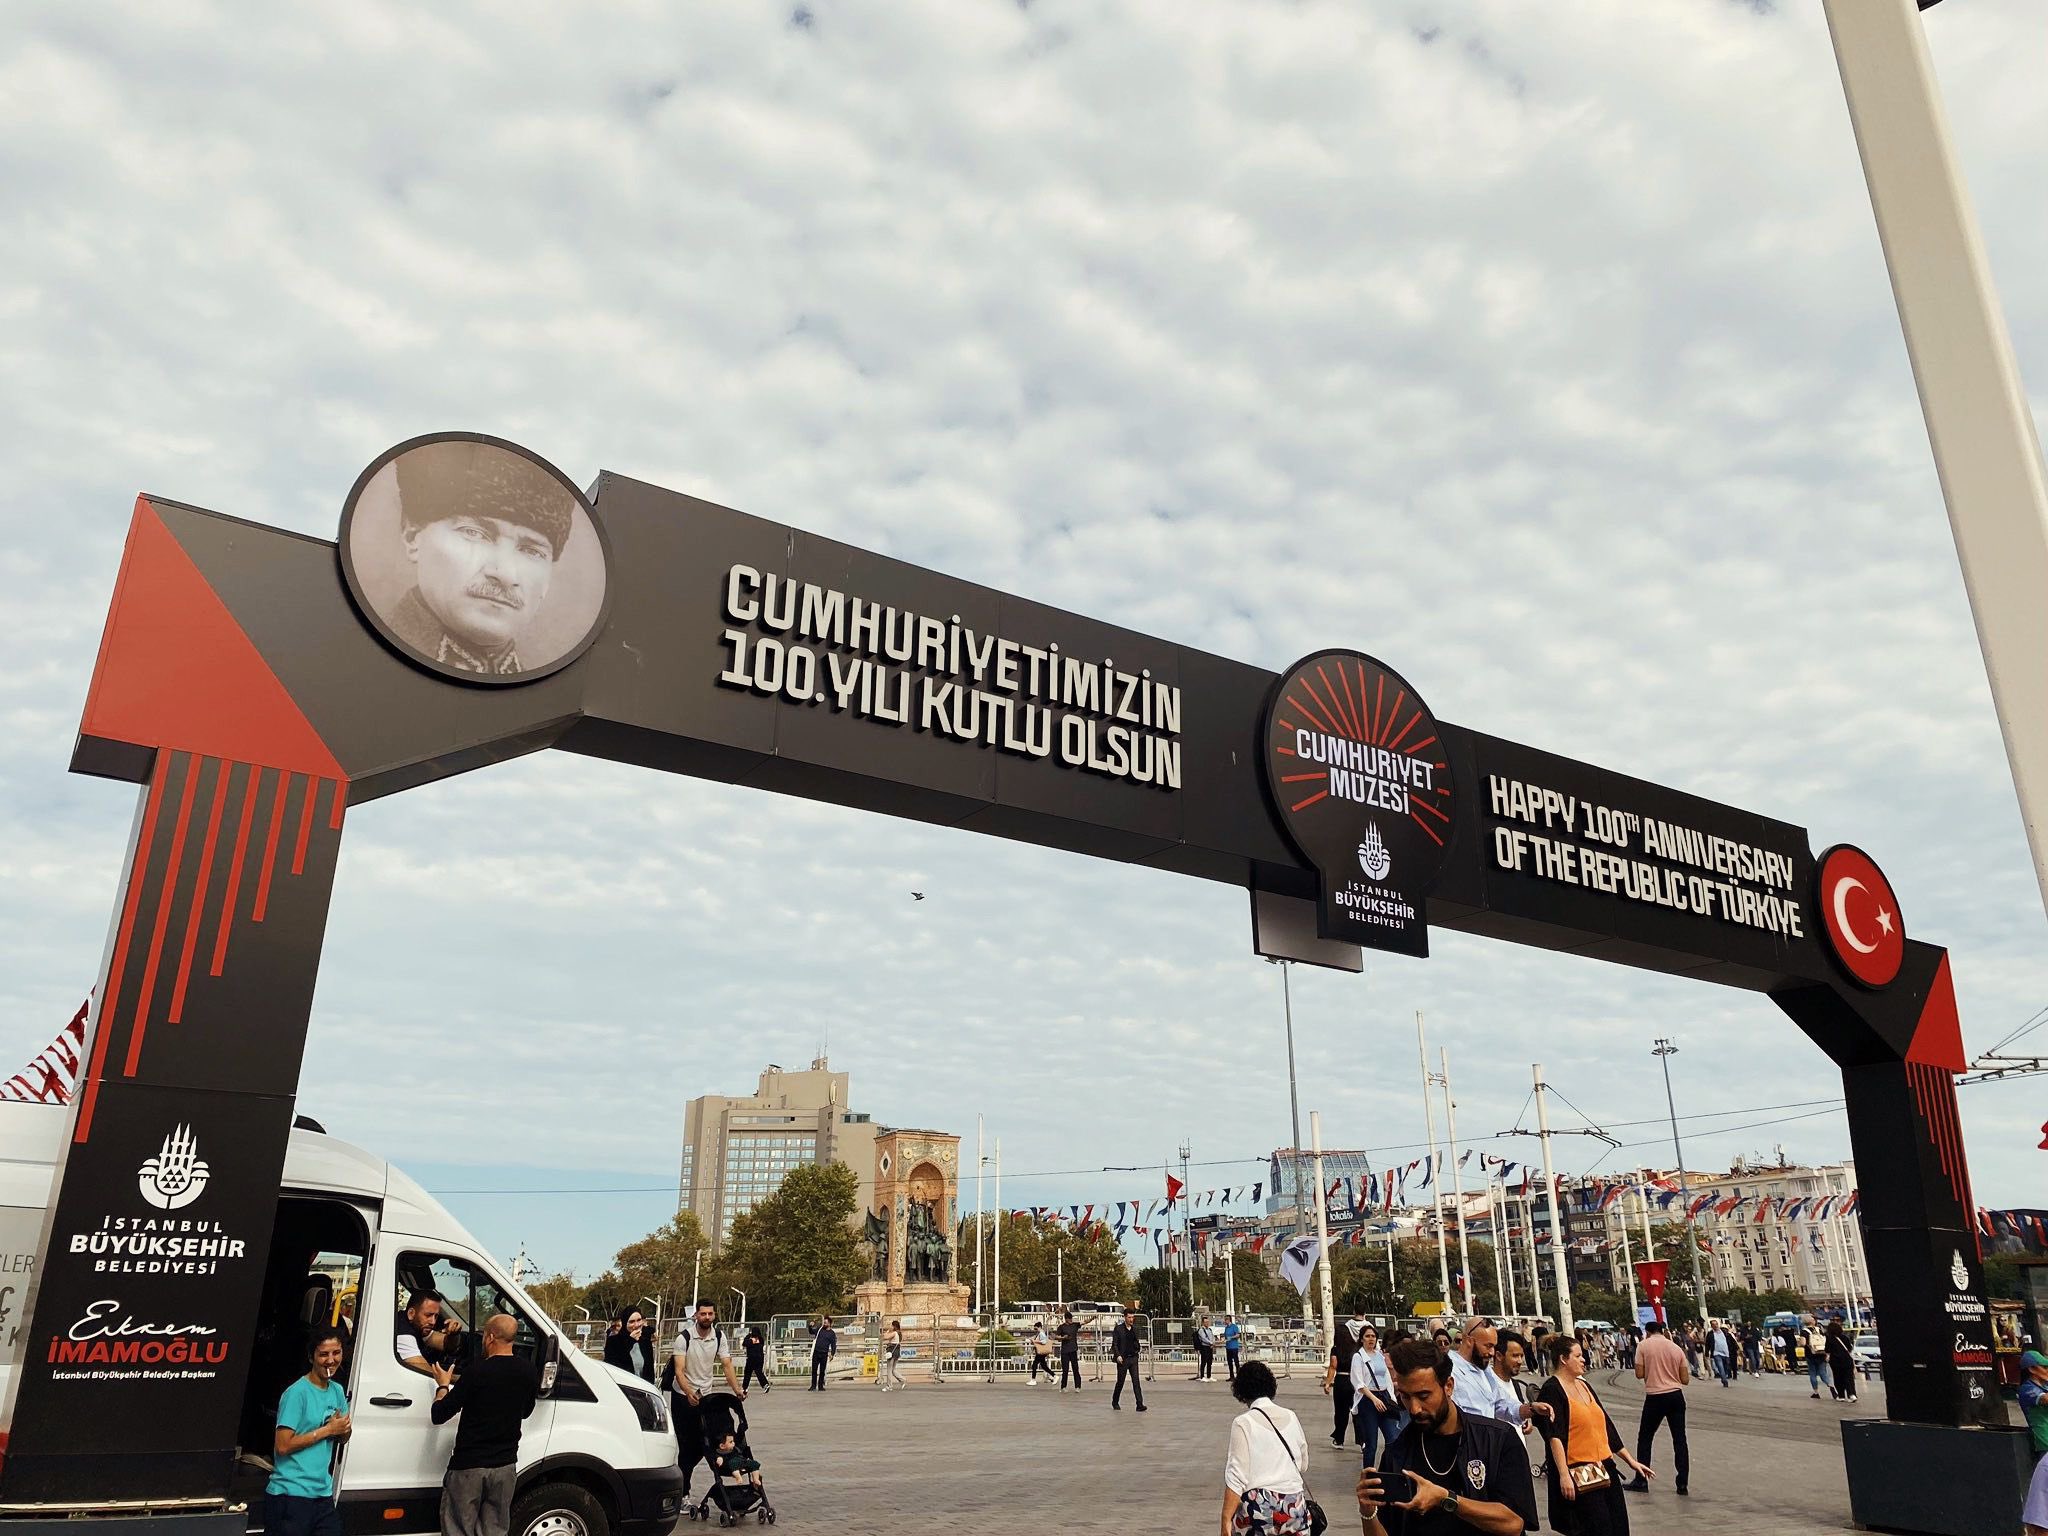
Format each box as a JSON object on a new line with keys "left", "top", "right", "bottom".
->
{"left": 1905, "top": 951, "right": 1966, "bottom": 1073}
{"left": 79, "top": 498, "right": 343, "bottom": 779}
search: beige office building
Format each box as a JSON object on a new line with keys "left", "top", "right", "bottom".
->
{"left": 677, "top": 1058, "right": 877, "bottom": 1247}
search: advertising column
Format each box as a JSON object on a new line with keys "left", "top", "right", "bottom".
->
{"left": 0, "top": 752, "right": 345, "bottom": 1501}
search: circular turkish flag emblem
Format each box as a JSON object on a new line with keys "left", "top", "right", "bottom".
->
{"left": 1816, "top": 844, "right": 1905, "bottom": 989}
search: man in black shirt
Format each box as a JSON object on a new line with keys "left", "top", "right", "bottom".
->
{"left": 1324, "top": 1309, "right": 1364, "bottom": 1445}
{"left": 1110, "top": 1306, "right": 1147, "bottom": 1412}
{"left": 1357, "top": 1337, "right": 1536, "bottom": 1535}
{"left": 396, "top": 1289, "right": 463, "bottom": 1377}
{"left": 431, "top": 1315, "right": 539, "bottom": 1536}
{"left": 740, "top": 1323, "right": 769, "bottom": 1393}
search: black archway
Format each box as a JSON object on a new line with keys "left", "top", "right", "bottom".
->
{"left": 3, "top": 438, "right": 2021, "bottom": 1533}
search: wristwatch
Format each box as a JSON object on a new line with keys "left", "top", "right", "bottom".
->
{"left": 1442, "top": 1493, "right": 1461, "bottom": 1518}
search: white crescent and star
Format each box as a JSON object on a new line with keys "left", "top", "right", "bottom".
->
{"left": 1830, "top": 874, "right": 1895, "bottom": 955}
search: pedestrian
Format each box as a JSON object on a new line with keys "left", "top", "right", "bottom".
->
{"left": 1324, "top": 1307, "right": 1365, "bottom": 1446}
{"left": 1538, "top": 1333, "right": 1655, "bottom": 1535}
{"left": 1224, "top": 1314, "right": 1243, "bottom": 1382}
{"left": 1624, "top": 1319, "right": 1689, "bottom": 1498}
{"left": 1350, "top": 1323, "right": 1400, "bottom": 1470}
{"left": 2026, "top": 1444, "right": 2048, "bottom": 1536}
{"left": 1803, "top": 1318, "right": 1830, "bottom": 1398}
{"left": 266, "top": 1327, "right": 351, "bottom": 1536}
{"left": 1824, "top": 1320, "right": 1856, "bottom": 1404}
{"left": 1740, "top": 1321, "right": 1763, "bottom": 1379}
{"left": 1449, "top": 1321, "right": 1550, "bottom": 1432}
{"left": 739, "top": 1320, "right": 770, "bottom": 1394}
{"left": 808, "top": 1314, "right": 836, "bottom": 1391}
{"left": 1029, "top": 1319, "right": 1056, "bottom": 1385}
{"left": 2019, "top": 1349, "right": 2048, "bottom": 1456}
{"left": 1195, "top": 1315, "right": 1218, "bottom": 1381}
{"left": 878, "top": 1318, "right": 906, "bottom": 1392}
{"left": 1056, "top": 1306, "right": 1083, "bottom": 1391}
{"left": 1356, "top": 1335, "right": 1540, "bottom": 1535}
{"left": 1774, "top": 1324, "right": 1796, "bottom": 1372}
{"left": 1220, "top": 1360, "right": 1312, "bottom": 1535}
{"left": 1706, "top": 1321, "right": 1734, "bottom": 1388}
{"left": 1492, "top": 1330, "right": 1533, "bottom": 1410}
{"left": 603, "top": 1306, "right": 654, "bottom": 1383}
{"left": 1111, "top": 1304, "right": 1148, "bottom": 1411}
{"left": 1431, "top": 1327, "right": 1453, "bottom": 1360}
{"left": 669, "top": 1300, "right": 745, "bottom": 1500}
{"left": 430, "top": 1315, "right": 539, "bottom": 1536}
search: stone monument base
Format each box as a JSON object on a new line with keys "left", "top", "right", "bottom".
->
{"left": 855, "top": 1279, "right": 971, "bottom": 1321}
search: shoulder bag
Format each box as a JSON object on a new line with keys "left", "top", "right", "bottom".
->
{"left": 1252, "top": 1406, "right": 1329, "bottom": 1536}
{"left": 1562, "top": 1380, "right": 1614, "bottom": 1489}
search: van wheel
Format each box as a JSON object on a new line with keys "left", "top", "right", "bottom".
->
{"left": 513, "top": 1481, "right": 609, "bottom": 1536}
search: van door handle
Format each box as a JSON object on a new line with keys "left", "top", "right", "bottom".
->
{"left": 369, "top": 1394, "right": 413, "bottom": 1408}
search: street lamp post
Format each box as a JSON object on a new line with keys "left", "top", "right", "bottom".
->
{"left": 730, "top": 1287, "right": 747, "bottom": 1331}
{"left": 1271, "top": 960, "right": 1310, "bottom": 1252}
{"left": 1654, "top": 1039, "right": 1709, "bottom": 1320}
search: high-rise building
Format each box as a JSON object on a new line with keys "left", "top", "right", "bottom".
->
{"left": 677, "top": 1058, "right": 877, "bottom": 1247}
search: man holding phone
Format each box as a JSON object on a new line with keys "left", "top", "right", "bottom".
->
{"left": 1354, "top": 1337, "right": 1537, "bottom": 1535}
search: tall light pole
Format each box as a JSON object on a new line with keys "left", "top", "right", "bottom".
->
{"left": 1654, "top": 1039, "right": 1708, "bottom": 1320}
{"left": 1271, "top": 960, "right": 1310, "bottom": 1249}
{"left": 1179, "top": 1140, "right": 1194, "bottom": 1307}
{"left": 1416, "top": 1012, "right": 1451, "bottom": 1311}
{"left": 1532, "top": 1064, "right": 1573, "bottom": 1332}
{"left": 1440, "top": 1046, "right": 1472, "bottom": 1314}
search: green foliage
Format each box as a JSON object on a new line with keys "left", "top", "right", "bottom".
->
{"left": 1983, "top": 1252, "right": 2025, "bottom": 1301}
{"left": 522, "top": 1271, "right": 583, "bottom": 1323}
{"left": 723, "top": 1161, "right": 868, "bottom": 1316}
{"left": 1704, "top": 1286, "right": 1808, "bottom": 1326}
{"left": 957, "top": 1213, "right": 1131, "bottom": 1310}
{"left": 1570, "top": 1283, "right": 1632, "bottom": 1327}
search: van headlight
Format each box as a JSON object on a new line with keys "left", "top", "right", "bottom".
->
{"left": 621, "top": 1384, "right": 668, "bottom": 1433}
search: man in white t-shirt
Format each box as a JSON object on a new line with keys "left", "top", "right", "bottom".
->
{"left": 1448, "top": 1322, "right": 1550, "bottom": 1432}
{"left": 668, "top": 1302, "right": 743, "bottom": 1497}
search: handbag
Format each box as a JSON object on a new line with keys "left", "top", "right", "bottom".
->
{"left": 1567, "top": 1461, "right": 1613, "bottom": 1491}
{"left": 1253, "top": 1407, "right": 1329, "bottom": 1536}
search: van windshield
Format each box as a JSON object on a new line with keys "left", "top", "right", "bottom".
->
{"left": 395, "top": 1251, "right": 543, "bottom": 1370}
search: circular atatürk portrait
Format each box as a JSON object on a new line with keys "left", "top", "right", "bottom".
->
{"left": 339, "top": 434, "right": 610, "bottom": 684}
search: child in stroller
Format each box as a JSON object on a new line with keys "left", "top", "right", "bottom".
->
{"left": 685, "top": 1398, "right": 776, "bottom": 1525}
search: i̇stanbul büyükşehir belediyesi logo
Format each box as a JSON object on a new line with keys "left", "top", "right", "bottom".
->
{"left": 138, "top": 1125, "right": 209, "bottom": 1211}
{"left": 1262, "top": 650, "right": 1457, "bottom": 957}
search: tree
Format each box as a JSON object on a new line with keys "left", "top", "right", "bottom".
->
{"left": 954, "top": 1213, "right": 1132, "bottom": 1309}
{"left": 594, "top": 1211, "right": 717, "bottom": 1327}
{"left": 522, "top": 1271, "right": 583, "bottom": 1324}
{"left": 722, "top": 1161, "right": 867, "bottom": 1316}
{"left": 1571, "top": 1283, "right": 1632, "bottom": 1328}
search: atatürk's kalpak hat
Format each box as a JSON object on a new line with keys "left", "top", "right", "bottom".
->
{"left": 393, "top": 440, "right": 575, "bottom": 559}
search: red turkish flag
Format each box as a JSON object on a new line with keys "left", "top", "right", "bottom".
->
{"left": 1634, "top": 1260, "right": 1671, "bottom": 1324}
{"left": 2038, "top": 1121, "right": 2046, "bottom": 1151}
{"left": 1165, "top": 1173, "right": 1185, "bottom": 1205}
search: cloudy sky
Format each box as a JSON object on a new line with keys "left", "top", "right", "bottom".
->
{"left": 3, "top": 0, "right": 2045, "bottom": 1284}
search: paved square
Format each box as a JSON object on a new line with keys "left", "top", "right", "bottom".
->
{"left": 709, "top": 1364, "right": 1868, "bottom": 1533}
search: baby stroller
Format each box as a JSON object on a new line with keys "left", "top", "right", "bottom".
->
{"left": 684, "top": 1394, "right": 777, "bottom": 1526}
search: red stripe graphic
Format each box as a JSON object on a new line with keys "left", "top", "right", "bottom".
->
{"left": 292, "top": 775, "right": 319, "bottom": 875}
{"left": 211, "top": 765, "right": 261, "bottom": 976}
{"left": 169, "top": 757, "right": 231, "bottom": 1024}
{"left": 329, "top": 778, "right": 349, "bottom": 831}
{"left": 125, "top": 753, "right": 202, "bottom": 1077}
{"left": 253, "top": 771, "right": 291, "bottom": 923}
{"left": 75, "top": 769, "right": 170, "bottom": 1143}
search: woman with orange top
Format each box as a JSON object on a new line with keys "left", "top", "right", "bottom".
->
{"left": 1536, "top": 1334, "right": 1655, "bottom": 1535}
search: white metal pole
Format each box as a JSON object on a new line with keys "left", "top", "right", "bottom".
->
{"left": 1281, "top": 965, "right": 1307, "bottom": 1247}
{"left": 1823, "top": 0, "right": 2048, "bottom": 919}
{"left": 993, "top": 1137, "right": 1002, "bottom": 1321}
{"left": 690, "top": 1249, "right": 701, "bottom": 1312}
{"left": 1489, "top": 1178, "right": 1508, "bottom": 1319}
{"left": 1056, "top": 1245, "right": 1064, "bottom": 1311}
{"left": 1655, "top": 1041, "right": 1709, "bottom": 1320}
{"left": 1417, "top": 1012, "right": 1451, "bottom": 1311}
{"left": 975, "top": 1116, "right": 984, "bottom": 1318}
{"left": 1498, "top": 1180, "right": 1519, "bottom": 1318}
{"left": 1310, "top": 1111, "right": 1336, "bottom": 1352}
{"left": 1521, "top": 1188, "right": 1544, "bottom": 1323}
{"left": 1441, "top": 1047, "right": 1472, "bottom": 1314}
{"left": 1225, "top": 1249, "right": 1236, "bottom": 1318}
{"left": 1533, "top": 1064, "right": 1574, "bottom": 1332}
{"left": 1619, "top": 1188, "right": 1640, "bottom": 1322}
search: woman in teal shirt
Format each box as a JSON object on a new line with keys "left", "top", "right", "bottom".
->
{"left": 268, "top": 1327, "right": 352, "bottom": 1536}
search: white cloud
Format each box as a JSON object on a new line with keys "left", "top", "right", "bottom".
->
{"left": 2, "top": 0, "right": 2045, "bottom": 1276}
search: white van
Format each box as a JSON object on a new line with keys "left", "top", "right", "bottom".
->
{"left": 0, "top": 1105, "right": 683, "bottom": 1536}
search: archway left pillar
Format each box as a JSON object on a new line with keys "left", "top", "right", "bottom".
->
{"left": 0, "top": 752, "right": 345, "bottom": 1503}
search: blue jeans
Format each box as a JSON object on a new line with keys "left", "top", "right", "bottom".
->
{"left": 1710, "top": 1352, "right": 1733, "bottom": 1384}
{"left": 1808, "top": 1354, "right": 1828, "bottom": 1393}
{"left": 1354, "top": 1394, "right": 1401, "bottom": 1468}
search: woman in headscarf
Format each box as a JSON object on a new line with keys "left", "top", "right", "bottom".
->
{"left": 604, "top": 1304, "right": 655, "bottom": 1381}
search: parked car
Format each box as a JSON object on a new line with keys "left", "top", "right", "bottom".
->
{"left": 1851, "top": 1331, "right": 1882, "bottom": 1375}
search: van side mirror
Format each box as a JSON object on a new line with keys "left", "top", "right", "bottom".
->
{"left": 538, "top": 1332, "right": 562, "bottom": 1398}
